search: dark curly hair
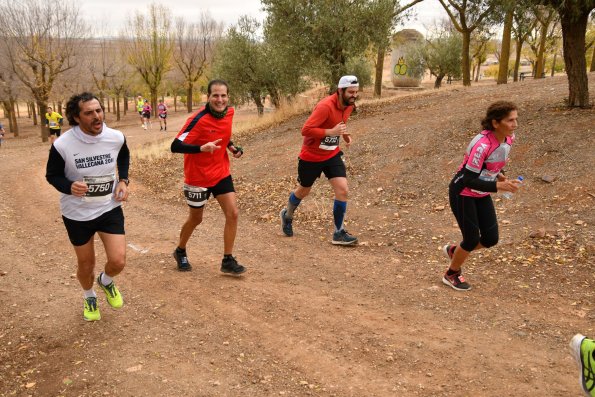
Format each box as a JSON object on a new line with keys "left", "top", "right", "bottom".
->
{"left": 481, "top": 101, "right": 517, "bottom": 131}
{"left": 65, "top": 92, "right": 103, "bottom": 126}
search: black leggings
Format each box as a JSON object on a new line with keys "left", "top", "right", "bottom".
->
{"left": 449, "top": 187, "right": 499, "bottom": 252}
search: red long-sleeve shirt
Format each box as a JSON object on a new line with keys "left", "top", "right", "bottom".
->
{"left": 299, "top": 93, "right": 354, "bottom": 162}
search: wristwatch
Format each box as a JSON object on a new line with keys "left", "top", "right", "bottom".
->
{"left": 120, "top": 178, "right": 130, "bottom": 186}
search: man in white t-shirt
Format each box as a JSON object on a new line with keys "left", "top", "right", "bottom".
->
{"left": 46, "top": 92, "right": 130, "bottom": 322}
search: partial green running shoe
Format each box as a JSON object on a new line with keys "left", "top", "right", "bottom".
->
{"left": 83, "top": 297, "right": 101, "bottom": 322}
{"left": 570, "top": 334, "right": 595, "bottom": 397}
{"left": 97, "top": 272, "right": 123, "bottom": 309}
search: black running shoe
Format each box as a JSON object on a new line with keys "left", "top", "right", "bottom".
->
{"left": 442, "top": 270, "right": 471, "bottom": 291}
{"left": 221, "top": 255, "right": 246, "bottom": 275}
{"left": 280, "top": 208, "right": 293, "bottom": 237}
{"left": 173, "top": 249, "right": 192, "bottom": 271}
{"left": 332, "top": 229, "right": 358, "bottom": 245}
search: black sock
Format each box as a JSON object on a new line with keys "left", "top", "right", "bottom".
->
{"left": 176, "top": 247, "right": 186, "bottom": 253}
{"left": 446, "top": 268, "right": 459, "bottom": 276}
{"left": 223, "top": 254, "right": 233, "bottom": 260}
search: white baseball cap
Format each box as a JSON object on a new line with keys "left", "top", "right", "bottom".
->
{"left": 338, "top": 75, "right": 359, "bottom": 88}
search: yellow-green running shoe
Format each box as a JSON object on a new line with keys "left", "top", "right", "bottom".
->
{"left": 97, "top": 272, "right": 123, "bottom": 309}
{"left": 83, "top": 297, "right": 101, "bottom": 321}
{"left": 570, "top": 334, "right": 595, "bottom": 397}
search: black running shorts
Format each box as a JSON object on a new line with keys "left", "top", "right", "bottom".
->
{"left": 62, "top": 206, "right": 125, "bottom": 246}
{"left": 49, "top": 128, "right": 61, "bottom": 137}
{"left": 187, "top": 174, "right": 235, "bottom": 208}
{"left": 297, "top": 151, "right": 346, "bottom": 188}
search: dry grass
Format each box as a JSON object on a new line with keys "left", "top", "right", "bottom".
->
{"left": 132, "top": 88, "right": 327, "bottom": 161}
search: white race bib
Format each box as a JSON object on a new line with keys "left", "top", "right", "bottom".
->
{"left": 184, "top": 184, "right": 209, "bottom": 207}
{"left": 319, "top": 135, "right": 340, "bottom": 150}
{"left": 83, "top": 174, "right": 115, "bottom": 202}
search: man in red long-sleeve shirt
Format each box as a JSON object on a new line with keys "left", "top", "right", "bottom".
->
{"left": 280, "top": 75, "right": 359, "bottom": 245}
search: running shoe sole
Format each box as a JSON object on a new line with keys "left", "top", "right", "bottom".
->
{"left": 442, "top": 276, "right": 472, "bottom": 291}
{"left": 220, "top": 267, "right": 246, "bottom": 275}
{"left": 331, "top": 239, "right": 358, "bottom": 246}
{"left": 569, "top": 333, "right": 591, "bottom": 397}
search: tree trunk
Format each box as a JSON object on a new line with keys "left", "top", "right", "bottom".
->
{"left": 2, "top": 101, "right": 17, "bottom": 136}
{"left": 174, "top": 95, "right": 177, "bottom": 112}
{"left": 36, "top": 102, "right": 48, "bottom": 142}
{"left": 550, "top": 53, "right": 557, "bottom": 77}
{"left": 434, "top": 73, "right": 445, "bottom": 89}
{"left": 10, "top": 100, "right": 18, "bottom": 136}
{"left": 497, "top": 7, "right": 514, "bottom": 84}
{"left": 462, "top": 31, "right": 472, "bottom": 86}
{"left": 150, "top": 89, "right": 157, "bottom": 117}
{"left": 475, "top": 59, "right": 481, "bottom": 82}
{"left": 116, "top": 94, "right": 121, "bottom": 121}
{"left": 31, "top": 102, "right": 38, "bottom": 126}
{"left": 186, "top": 83, "right": 193, "bottom": 113}
{"left": 535, "top": 20, "right": 548, "bottom": 79}
{"left": 560, "top": 11, "right": 590, "bottom": 108}
{"left": 123, "top": 95, "right": 128, "bottom": 114}
{"left": 253, "top": 93, "right": 264, "bottom": 116}
{"left": 374, "top": 46, "right": 385, "bottom": 98}
{"left": 513, "top": 38, "right": 522, "bottom": 82}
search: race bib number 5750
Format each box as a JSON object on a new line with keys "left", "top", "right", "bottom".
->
{"left": 83, "top": 174, "right": 115, "bottom": 202}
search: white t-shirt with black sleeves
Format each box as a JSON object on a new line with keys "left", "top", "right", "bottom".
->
{"left": 49, "top": 124, "right": 127, "bottom": 221}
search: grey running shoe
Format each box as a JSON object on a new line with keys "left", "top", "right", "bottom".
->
{"left": 280, "top": 208, "right": 293, "bottom": 237}
{"left": 173, "top": 249, "right": 192, "bottom": 271}
{"left": 221, "top": 256, "right": 246, "bottom": 275}
{"left": 332, "top": 229, "right": 358, "bottom": 245}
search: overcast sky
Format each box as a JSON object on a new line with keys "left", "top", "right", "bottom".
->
{"left": 79, "top": 0, "right": 447, "bottom": 36}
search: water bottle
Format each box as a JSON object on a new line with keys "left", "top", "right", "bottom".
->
{"left": 503, "top": 176, "right": 524, "bottom": 199}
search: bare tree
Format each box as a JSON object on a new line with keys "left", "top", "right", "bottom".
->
{"left": 438, "top": 0, "right": 497, "bottom": 86}
{"left": 0, "top": 0, "right": 86, "bottom": 142}
{"left": 0, "top": 68, "right": 21, "bottom": 136}
{"left": 121, "top": 4, "right": 173, "bottom": 117}
{"left": 86, "top": 37, "right": 133, "bottom": 121}
{"left": 174, "top": 13, "right": 223, "bottom": 112}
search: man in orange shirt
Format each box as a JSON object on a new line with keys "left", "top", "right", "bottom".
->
{"left": 280, "top": 75, "right": 359, "bottom": 245}
{"left": 170, "top": 79, "right": 246, "bottom": 274}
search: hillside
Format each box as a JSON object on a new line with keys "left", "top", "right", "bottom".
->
{"left": 0, "top": 75, "right": 593, "bottom": 396}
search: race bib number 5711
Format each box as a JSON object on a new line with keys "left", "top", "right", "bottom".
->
{"left": 184, "top": 184, "right": 209, "bottom": 207}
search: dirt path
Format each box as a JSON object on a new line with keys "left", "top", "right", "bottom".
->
{"left": 1, "top": 77, "right": 593, "bottom": 397}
